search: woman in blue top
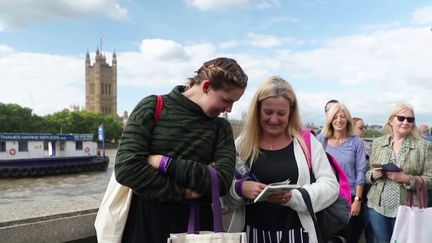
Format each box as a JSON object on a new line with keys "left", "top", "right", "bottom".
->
{"left": 317, "top": 103, "right": 367, "bottom": 243}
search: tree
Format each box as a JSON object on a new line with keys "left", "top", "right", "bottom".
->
{"left": 0, "top": 103, "right": 123, "bottom": 141}
{"left": 0, "top": 103, "right": 46, "bottom": 132}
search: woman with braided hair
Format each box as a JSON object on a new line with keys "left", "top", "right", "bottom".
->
{"left": 114, "top": 57, "right": 248, "bottom": 243}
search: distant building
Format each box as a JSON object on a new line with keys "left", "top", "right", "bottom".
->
{"left": 85, "top": 49, "right": 117, "bottom": 116}
{"left": 69, "top": 104, "right": 80, "bottom": 112}
{"left": 122, "top": 111, "right": 129, "bottom": 127}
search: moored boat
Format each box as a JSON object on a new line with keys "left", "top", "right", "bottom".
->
{"left": 0, "top": 133, "right": 109, "bottom": 178}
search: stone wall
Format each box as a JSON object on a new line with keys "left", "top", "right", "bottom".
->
{"left": 0, "top": 195, "right": 101, "bottom": 243}
{"left": 0, "top": 194, "right": 233, "bottom": 243}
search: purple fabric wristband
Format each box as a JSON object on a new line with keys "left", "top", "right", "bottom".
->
{"left": 235, "top": 180, "right": 244, "bottom": 198}
{"left": 158, "top": 155, "right": 170, "bottom": 174}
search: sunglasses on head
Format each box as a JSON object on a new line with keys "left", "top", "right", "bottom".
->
{"left": 396, "top": 115, "right": 415, "bottom": 123}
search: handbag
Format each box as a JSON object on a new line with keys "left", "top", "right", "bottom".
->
{"left": 167, "top": 167, "right": 247, "bottom": 243}
{"left": 391, "top": 176, "right": 432, "bottom": 243}
{"left": 298, "top": 130, "right": 350, "bottom": 242}
{"left": 94, "top": 95, "right": 163, "bottom": 243}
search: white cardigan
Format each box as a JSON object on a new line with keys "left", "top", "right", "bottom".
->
{"left": 222, "top": 133, "right": 339, "bottom": 243}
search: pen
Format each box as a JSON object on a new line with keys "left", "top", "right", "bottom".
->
{"left": 250, "top": 173, "right": 259, "bottom": 182}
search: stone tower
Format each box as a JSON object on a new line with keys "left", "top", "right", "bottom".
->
{"left": 85, "top": 49, "right": 117, "bottom": 116}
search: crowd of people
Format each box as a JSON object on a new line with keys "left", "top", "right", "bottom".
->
{"left": 98, "top": 56, "right": 432, "bottom": 243}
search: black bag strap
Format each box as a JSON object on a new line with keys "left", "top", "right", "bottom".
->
{"left": 297, "top": 188, "right": 326, "bottom": 243}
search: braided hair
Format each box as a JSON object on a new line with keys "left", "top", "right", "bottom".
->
{"left": 187, "top": 57, "right": 248, "bottom": 90}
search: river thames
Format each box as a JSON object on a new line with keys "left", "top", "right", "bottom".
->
{"left": 0, "top": 149, "right": 117, "bottom": 205}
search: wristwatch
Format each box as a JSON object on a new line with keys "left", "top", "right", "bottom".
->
{"left": 354, "top": 196, "right": 362, "bottom": 202}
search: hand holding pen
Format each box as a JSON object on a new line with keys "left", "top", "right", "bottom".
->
{"left": 238, "top": 173, "right": 265, "bottom": 201}
{"left": 241, "top": 180, "right": 266, "bottom": 201}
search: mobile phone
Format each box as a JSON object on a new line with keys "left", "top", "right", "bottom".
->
{"left": 382, "top": 163, "right": 403, "bottom": 172}
{"left": 372, "top": 164, "right": 382, "bottom": 168}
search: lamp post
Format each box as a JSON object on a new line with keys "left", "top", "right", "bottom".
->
{"left": 98, "top": 124, "right": 105, "bottom": 157}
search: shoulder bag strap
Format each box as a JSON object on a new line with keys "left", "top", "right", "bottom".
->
{"left": 209, "top": 167, "right": 224, "bottom": 232}
{"left": 187, "top": 167, "right": 224, "bottom": 233}
{"left": 154, "top": 95, "right": 163, "bottom": 124}
{"left": 299, "top": 129, "right": 312, "bottom": 168}
{"left": 299, "top": 129, "right": 316, "bottom": 182}
{"left": 297, "top": 188, "right": 326, "bottom": 243}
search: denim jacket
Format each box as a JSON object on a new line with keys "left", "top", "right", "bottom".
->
{"left": 366, "top": 134, "right": 432, "bottom": 207}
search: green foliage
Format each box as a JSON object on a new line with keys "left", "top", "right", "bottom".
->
{"left": 365, "top": 128, "right": 384, "bottom": 138}
{"left": 0, "top": 103, "right": 46, "bottom": 132}
{"left": 0, "top": 103, "right": 123, "bottom": 141}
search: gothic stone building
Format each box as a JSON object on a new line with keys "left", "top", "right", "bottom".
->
{"left": 85, "top": 49, "right": 117, "bottom": 116}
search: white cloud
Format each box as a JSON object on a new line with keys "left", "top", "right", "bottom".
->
{"left": 185, "top": 0, "right": 249, "bottom": 11}
{"left": 256, "top": 0, "right": 280, "bottom": 10}
{"left": 0, "top": 0, "right": 128, "bottom": 30}
{"left": 3, "top": 23, "right": 432, "bottom": 125}
{"left": 247, "top": 33, "right": 284, "bottom": 48}
{"left": 0, "top": 52, "right": 83, "bottom": 115}
{"left": 0, "top": 39, "right": 221, "bottom": 117}
{"left": 411, "top": 5, "right": 432, "bottom": 24}
{"left": 260, "top": 15, "right": 298, "bottom": 28}
{"left": 184, "top": 0, "right": 280, "bottom": 11}
{"left": 0, "top": 44, "right": 14, "bottom": 53}
{"left": 277, "top": 27, "right": 432, "bottom": 88}
{"left": 139, "top": 39, "right": 189, "bottom": 61}
{"left": 219, "top": 40, "right": 240, "bottom": 49}
{"left": 357, "top": 22, "right": 401, "bottom": 32}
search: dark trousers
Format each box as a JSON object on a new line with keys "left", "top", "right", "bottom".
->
{"left": 338, "top": 199, "right": 368, "bottom": 243}
{"left": 428, "top": 189, "right": 432, "bottom": 207}
{"left": 122, "top": 193, "right": 213, "bottom": 243}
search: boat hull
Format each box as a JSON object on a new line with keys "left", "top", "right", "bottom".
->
{"left": 0, "top": 156, "right": 109, "bottom": 178}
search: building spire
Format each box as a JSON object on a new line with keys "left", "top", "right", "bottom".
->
{"left": 99, "top": 31, "right": 104, "bottom": 54}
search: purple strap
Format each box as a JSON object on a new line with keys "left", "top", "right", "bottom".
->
{"left": 158, "top": 155, "right": 170, "bottom": 174}
{"left": 187, "top": 167, "right": 223, "bottom": 234}
{"left": 187, "top": 202, "right": 200, "bottom": 234}
{"left": 209, "top": 167, "right": 223, "bottom": 232}
{"left": 408, "top": 176, "right": 427, "bottom": 208}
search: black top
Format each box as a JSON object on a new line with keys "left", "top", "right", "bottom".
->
{"left": 245, "top": 142, "right": 302, "bottom": 230}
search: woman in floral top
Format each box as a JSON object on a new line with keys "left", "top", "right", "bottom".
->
{"left": 366, "top": 103, "right": 432, "bottom": 243}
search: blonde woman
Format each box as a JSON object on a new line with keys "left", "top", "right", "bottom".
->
{"left": 223, "top": 76, "right": 338, "bottom": 243}
{"left": 317, "top": 103, "right": 366, "bottom": 243}
{"left": 366, "top": 103, "right": 432, "bottom": 243}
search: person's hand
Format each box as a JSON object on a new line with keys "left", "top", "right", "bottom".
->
{"left": 385, "top": 171, "right": 411, "bottom": 183}
{"left": 148, "top": 155, "right": 163, "bottom": 169}
{"left": 268, "top": 191, "right": 292, "bottom": 205}
{"left": 241, "top": 181, "right": 266, "bottom": 200}
{"left": 185, "top": 188, "right": 202, "bottom": 199}
{"left": 371, "top": 167, "right": 383, "bottom": 180}
{"left": 351, "top": 200, "right": 362, "bottom": 216}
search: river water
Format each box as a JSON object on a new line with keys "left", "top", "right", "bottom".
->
{"left": 0, "top": 149, "right": 117, "bottom": 205}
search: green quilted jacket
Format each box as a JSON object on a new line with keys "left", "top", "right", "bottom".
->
{"left": 366, "top": 134, "right": 432, "bottom": 207}
{"left": 114, "top": 86, "right": 236, "bottom": 203}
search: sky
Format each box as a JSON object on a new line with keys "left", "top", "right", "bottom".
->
{"left": 1, "top": 0, "right": 432, "bottom": 127}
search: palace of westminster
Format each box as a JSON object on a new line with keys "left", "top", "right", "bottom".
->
{"left": 70, "top": 48, "right": 128, "bottom": 124}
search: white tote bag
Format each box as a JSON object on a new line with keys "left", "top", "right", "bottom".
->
{"left": 168, "top": 231, "right": 246, "bottom": 243}
{"left": 391, "top": 176, "right": 432, "bottom": 243}
{"left": 390, "top": 206, "right": 432, "bottom": 243}
{"left": 94, "top": 95, "right": 164, "bottom": 243}
{"left": 168, "top": 167, "right": 247, "bottom": 243}
{"left": 94, "top": 172, "right": 133, "bottom": 243}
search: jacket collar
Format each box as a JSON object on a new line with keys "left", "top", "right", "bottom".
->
{"left": 376, "top": 134, "right": 416, "bottom": 149}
